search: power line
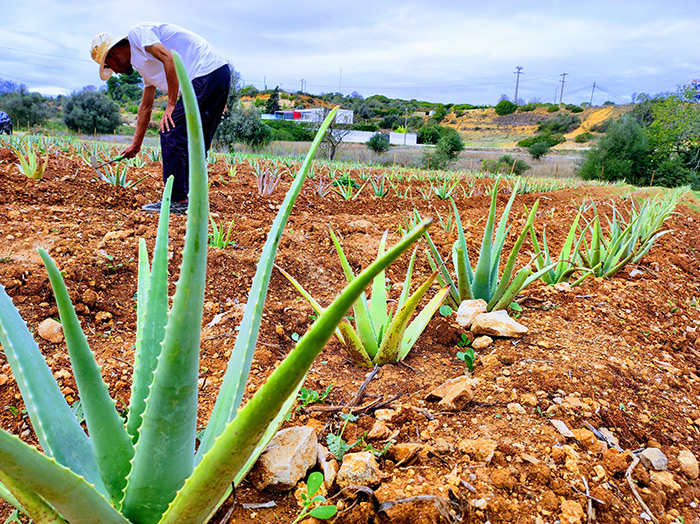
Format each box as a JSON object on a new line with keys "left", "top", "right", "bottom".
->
{"left": 0, "top": 45, "right": 88, "bottom": 63}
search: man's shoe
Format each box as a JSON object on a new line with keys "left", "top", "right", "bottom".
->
{"left": 142, "top": 200, "right": 188, "bottom": 215}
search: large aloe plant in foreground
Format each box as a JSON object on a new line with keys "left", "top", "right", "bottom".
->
{"left": 0, "top": 53, "right": 431, "bottom": 524}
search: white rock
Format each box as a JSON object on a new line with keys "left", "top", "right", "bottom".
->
{"left": 678, "top": 449, "right": 699, "bottom": 479}
{"left": 317, "top": 444, "right": 339, "bottom": 489}
{"left": 249, "top": 426, "right": 318, "bottom": 491}
{"left": 471, "top": 310, "right": 527, "bottom": 338}
{"left": 640, "top": 447, "right": 668, "bottom": 471}
{"left": 426, "top": 375, "right": 474, "bottom": 411}
{"left": 336, "top": 452, "right": 384, "bottom": 488}
{"left": 37, "top": 318, "right": 64, "bottom": 343}
{"left": 455, "top": 299, "right": 487, "bottom": 329}
{"left": 507, "top": 402, "right": 526, "bottom": 414}
{"left": 471, "top": 335, "right": 493, "bottom": 350}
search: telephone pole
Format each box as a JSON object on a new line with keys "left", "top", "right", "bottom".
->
{"left": 558, "top": 73, "right": 568, "bottom": 106}
{"left": 513, "top": 66, "right": 524, "bottom": 106}
{"left": 300, "top": 79, "right": 306, "bottom": 93}
{"left": 589, "top": 82, "right": 596, "bottom": 106}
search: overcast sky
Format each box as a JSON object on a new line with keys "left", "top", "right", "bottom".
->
{"left": 2, "top": 0, "right": 699, "bottom": 106}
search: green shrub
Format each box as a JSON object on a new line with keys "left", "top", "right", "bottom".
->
{"left": 519, "top": 103, "right": 536, "bottom": 112}
{"left": 578, "top": 117, "right": 652, "bottom": 184}
{"left": 539, "top": 114, "right": 580, "bottom": 134}
{"left": 528, "top": 141, "right": 551, "bottom": 159}
{"left": 481, "top": 154, "right": 530, "bottom": 175}
{"left": 495, "top": 99, "right": 517, "bottom": 116}
{"left": 353, "top": 123, "right": 378, "bottom": 132}
{"left": 367, "top": 133, "right": 390, "bottom": 154}
{"left": 417, "top": 125, "right": 442, "bottom": 145}
{"left": 518, "top": 133, "right": 565, "bottom": 148}
{"left": 565, "top": 104, "right": 583, "bottom": 113}
{"left": 574, "top": 132, "right": 594, "bottom": 143}
{"left": 63, "top": 89, "right": 121, "bottom": 134}
{"left": 546, "top": 105, "right": 560, "bottom": 113}
{"left": 265, "top": 119, "right": 315, "bottom": 141}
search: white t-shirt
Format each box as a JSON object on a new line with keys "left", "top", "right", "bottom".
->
{"left": 128, "top": 23, "right": 227, "bottom": 92}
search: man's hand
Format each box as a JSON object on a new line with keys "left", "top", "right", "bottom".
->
{"left": 121, "top": 143, "right": 141, "bottom": 158}
{"left": 160, "top": 104, "right": 176, "bottom": 132}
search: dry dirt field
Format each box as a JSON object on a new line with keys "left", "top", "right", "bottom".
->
{"left": 1, "top": 143, "right": 700, "bottom": 524}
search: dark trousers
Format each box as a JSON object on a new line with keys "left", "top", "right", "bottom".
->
{"left": 160, "top": 64, "right": 230, "bottom": 202}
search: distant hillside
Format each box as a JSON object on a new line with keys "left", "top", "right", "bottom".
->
{"left": 240, "top": 87, "right": 632, "bottom": 148}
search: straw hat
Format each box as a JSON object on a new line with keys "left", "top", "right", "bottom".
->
{"left": 90, "top": 32, "right": 126, "bottom": 81}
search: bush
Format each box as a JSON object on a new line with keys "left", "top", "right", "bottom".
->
{"left": 353, "top": 123, "right": 378, "bottom": 132}
{"left": 546, "top": 105, "right": 560, "bottom": 113}
{"left": 518, "top": 133, "right": 565, "bottom": 148}
{"left": 417, "top": 125, "right": 442, "bottom": 145}
{"left": 367, "top": 133, "right": 390, "bottom": 154}
{"left": 495, "top": 99, "right": 517, "bottom": 116}
{"left": 481, "top": 154, "right": 530, "bottom": 175}
{"left": 528, "top": 142, "right": 551, "bottom": 159}
{"left": 0, "top": 90, "right": 51, "bottom": 127}
{"left": 654, "top": 158, "right": 700, "bottom": 189}
{"left": 575, "top": 132, "right": 594, "bottom": 143}
{"left": 265, "top": 119, "right": 315, "bottom": 141}
{"left": 539, "top": 114, "right": 580, "bottom": 134}
{"left": 578, "top": 117, "right": 652, "bottom": 185}
{"left": 565, "top": 104, "right": 583, "bottom": 113}
{"left": 63, "top": 89, "right": 121, "bottom": 133}
{"left": 213, "top": 106, "right": 272, "bottom": 151}
{"left": 519, "top": 103, "right": 536, "bottom": 112}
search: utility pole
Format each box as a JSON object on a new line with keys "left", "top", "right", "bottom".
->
{"left": 558, "top": 73, "right": 568, "bottom": 106}
{"left": 300, "top": 79, "right": 306, "bottom": 93}
{"left": 589, "top": 82, "right": 596, "bottom": 106}
{"left": 513, "top": 66, "right": 524, "bottom": 106}
{"left": 264, "top": 76, "right": 267, "bottom": 90}
{"left": 339, "top": 67, "right": 342, "bottom": 94}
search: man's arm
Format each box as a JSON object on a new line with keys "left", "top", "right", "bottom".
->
{"left": 144, "top": 43, "right": 179, "bottom": 132}
{"left": 122, "top": 85, "right": 156, "bottom": 158}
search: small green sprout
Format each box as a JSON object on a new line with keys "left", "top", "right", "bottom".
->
{"left": 291, "top": 471, "right": 337, "bottom": 523}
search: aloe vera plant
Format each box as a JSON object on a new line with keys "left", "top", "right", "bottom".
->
{"left": 423, "top": 177, "right": 555, "bottom": 311}
{"left": 0, "top": 54, "right": 431, "bottom": 524}
{"left": 8, "top": 138, "right": 48, "bottom": 180}
{"left": 279, "top": 227, "right": 447, "bottom": 367}
{"left": 529, "top": 212, "right": 593, "bottom": 286}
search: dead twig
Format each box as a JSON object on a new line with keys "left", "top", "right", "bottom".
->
{"left": 582, "top": 476, "right": 596, "bottom": 523}
{"left": 626, "top": 455, "right": 661, "bottom": 524}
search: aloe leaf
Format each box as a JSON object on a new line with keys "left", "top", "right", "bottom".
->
{"left": 197, "top": 107, "right": 341, "bottom": 464}
{"left": 486, "top": 201, "right": 539, "bottom": 310}
{"left": 329, "top": 228, "right": 378, "bottom": 358}
{"left": 135, "top": 239, "right": 150, "bottom": 338}
{"left": 0, "top": 286, "right": 105, "bottom": 495}
{"left": 127, "top": 178, "right": 173, "bottom": 443}
{"left": 397, "top": 246, "right": 418, "bottom": 309}
{"left": 278, "top": 255, "right": 373, "bottom": 367}
{"left": 277, "top": 265, "right": 346, "bottom": 345}
{"left": 374, "top": 271, "right": 438, "bottom": 366}
{"left": 0, "top": 431, "right": 129, "bottom": 524}
{"left": 472, "top": 178, "right": 500, "bottom": 300}
{"left": 399, "top": 284, "right": 450, "bottom": 361}
{"left": 450, "top": 198, "right": 473, "bottom": 285}
{"left": 122, "top": 53, "right": 208, "bottom": 524}
{"left": 424, "top": 237, "right": 457, "bottom": 306}
{"left": 369, "top": 231, "right": 389, "bottom": 331}
{"left": 0, "top": 471, "right": 66, "bottom": 523}
{"left": 454, "top": 247, "right": 473, "bottom": 302}
{"left": 159, "top": 219, "right": 432, "bottom": 524}
{"left": 488, "top": 266, "right": 532, "bottom": 312}
{"left": 39, "top": 250, "right": 133, "bottom": 505}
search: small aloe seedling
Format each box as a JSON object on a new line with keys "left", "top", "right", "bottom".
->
{"left": 292, "top": 472, "right": 337, "bottom": 523}
{"left": 208, "top": 213, "right": 235, "bottom": 249}
{"left": 8, "top": 138, "right": 48, "bottom": 180}
{"left": 0, "top": 54, "right": 430, "bottom": 524}
{"left": 422, "top": 177, "right": 556, "bottom": 311}
{"left": 280, "top": 226, "right": 448, "bottom": 367}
